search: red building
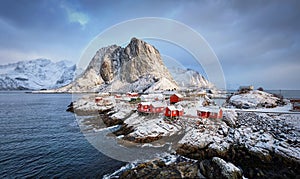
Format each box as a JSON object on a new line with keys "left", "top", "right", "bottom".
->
{"left": 170, "top": 94, "right": 183, "bottom": 104}
{"left": 95, "top": 97, "right": 103, "bottom": 103}
{"left": 197, "top": 106, "right": 223, "bottom": 119}
{"left": 137, "top": 102, "right": 151, "bottom": 112}
{"left": 138, "top": 102, "right": 166, "bottom": 113}
{"left": 165, "top": 106, "right": 184, "bottom": 118}
{"left": 150, "top": 102, "right": 166, "bottom": 113}
{"left": 127, "top": 92, "right": 139, "bottom": 98}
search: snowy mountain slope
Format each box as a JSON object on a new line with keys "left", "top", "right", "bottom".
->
{"left": 168, "top": 67, "right": 214, "bottom": 89}
{"left": 0, "top": 59, "right": 76, "bottom": 90}
{"left": 56, "top": 38, "right": 179, "bottom": 93}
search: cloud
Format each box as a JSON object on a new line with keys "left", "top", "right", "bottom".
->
{"left": 60, "top": 3, "right": 89, "bottom": 28}
{"left": 0, "top": 0, "right": 299, "bottom": 89}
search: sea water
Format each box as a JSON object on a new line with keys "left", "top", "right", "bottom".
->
{"left": 0, "top": 91, "right": 124, "bottom": 178}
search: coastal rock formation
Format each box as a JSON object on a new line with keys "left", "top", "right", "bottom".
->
{"left": 200, "top": 157, "right": 242, "bottom": 179}
{"left": 228, "top": 90, "right": 282, "bottom": 109}
{"left": 176, "top": 111, "right": 300, "bottom": 178}
{"left": 108, "top": 156, "right": 202, "bottom": 179}
{"left": 56, "top": 38, "right": 178, "bottom": 93}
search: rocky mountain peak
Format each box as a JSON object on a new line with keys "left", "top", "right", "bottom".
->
{"left": 124, "top": 38, "right": 159, "bottom": 58}
{"left": 57, "top": 38, "right": 178, "bottom": 92}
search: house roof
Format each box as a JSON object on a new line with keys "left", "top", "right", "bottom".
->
{"left": 127, "top": 92, "right": 139, "bottom": 95}
{"left": 166, "top": 105, "right": 183, "bottom": 111}
{"left": 141, "top": 94, "right": 164, "bottom": 100}
{"left": 140, "top": 102, "right": 151, "bottom": 106}
{"left": 172, "top": 93, "right": 183, "bottom": 98}
{"left": 166, "top": 106, "right": 177, "bottom": 111}
{"left": 197, "top": 106, "right": 221, "bottom": 113}
{"left": 151, "top": 101, "right": 166, "bottom": 108}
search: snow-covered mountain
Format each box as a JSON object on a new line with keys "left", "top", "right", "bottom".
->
{"left": 56, "top": 38, "right": 178, "bottom": 93}
{"left": 0, "top": 59, "right": 76, "bottom": 90}
{"left": 168, "top": 67, "right": 214, "bottom": 89}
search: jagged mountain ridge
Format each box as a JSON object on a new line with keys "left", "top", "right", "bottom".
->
{"left": 0, "top": 59, "right": 76, "bottom": 90}
{"left": 57, "top": 38, "right": 179, "bottom": 92}
{"left": 169, "top": 67, "right": 214, "bottom": 89}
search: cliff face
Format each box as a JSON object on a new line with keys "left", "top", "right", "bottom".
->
{"left": 57, "top": 38, "right": 178, "bottom": 92}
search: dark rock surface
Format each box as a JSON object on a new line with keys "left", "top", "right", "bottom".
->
{"left": 118, "top": 158, "right": 201, "bottom": 179}
{"left": 200, "top": 157, "right": 242, "bottom": 179}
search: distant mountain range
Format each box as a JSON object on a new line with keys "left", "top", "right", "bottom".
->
{"left": 0, "top": 38, "right": 214, "bottom": 92}
{"left": 0, "top": 59, "right": 76, "bottom": 90}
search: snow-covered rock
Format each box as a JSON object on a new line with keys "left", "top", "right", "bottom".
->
{"left": 0, "top": 59, "right": 76, "bottom": 90}
{"left": 120, "top": 112, "right": 182, "bottom": 143}
{"left": 168, "top": 67, "right": 214, "bottom": 89}
{"left": 176, "top": 110, "right": 300, "bottom": 178}
{"left": 229, "top": 90, "right": 281, "bottom": 109}
{"left": 70, "top": 95, "right": 114, "bottom": 115}
{"left": 56, "top": 38, "right": 179, "bottom": 93}
{"left": 200, "top": 157, "right": 243, "bottom": 179}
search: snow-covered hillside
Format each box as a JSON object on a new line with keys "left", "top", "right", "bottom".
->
{"left": 0, "top": 59, "right": 76, "bottom": 90}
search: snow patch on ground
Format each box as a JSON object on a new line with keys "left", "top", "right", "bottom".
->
{"left": 124, "top": 114, "right": 182, "bottom": 138}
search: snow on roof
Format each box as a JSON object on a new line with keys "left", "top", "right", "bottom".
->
{"left": 197, "top": 106, "right": 221, "bottom": 113}
{"left": 140, "top": 102, "right": 151, "bottom": 106}
{"left": 176, "top": 105, "right": 183, "bottom": 111}
{"left": 167, "top": 105, "right": 183, "bottom": 111}
{"left": 197, "top": 107, "right": 210, "bottom": 112}
{"left": 141, "top": 94, "right": 164, "bottom": 99}
{"left": 127, "top": 92, "right": 139, "bottom": 95}
{"left": 151, "top": 101, "right": 166, "bottom": 108}
{"left": 173, "top": 93, "right": 183, "bottom": 98}
{"left": 167, "top": 106, "right": 177, "bottom": 111}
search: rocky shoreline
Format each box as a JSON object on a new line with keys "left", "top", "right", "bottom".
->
{"left": 108, "top": 111, "right": 299, "bottom": 178}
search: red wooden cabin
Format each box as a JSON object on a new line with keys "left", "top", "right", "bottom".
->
{"left": 150, "top": 102, "right": 166, "bottom": 113}
{"left": 165, "top": 106, "right": 184, "bottom": 117}
{"left": 197, "top": 106, "right": 223, "bottom": 119}
{"left": 137, "top": 102, "right": 151, "bottom": 112}
{"left": 170, "top": 94, "right": 183, "bottom": 104}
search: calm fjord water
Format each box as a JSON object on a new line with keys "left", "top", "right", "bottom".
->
{"left": 0, "top": 92, "right": 124, "bottom": 178}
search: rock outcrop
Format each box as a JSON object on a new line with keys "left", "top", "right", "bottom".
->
{"left": 228, "top": 90, "right": 282, "bottom": 109}
{"left": 200, "top": 157, "right": 242, "bottom": 179}
{"left": 114, "top": 157, "right": 202, "bottom": 179}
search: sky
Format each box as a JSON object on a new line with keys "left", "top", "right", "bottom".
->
{"left": 0, "top": 0, "right": 299, "bottom": 90}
